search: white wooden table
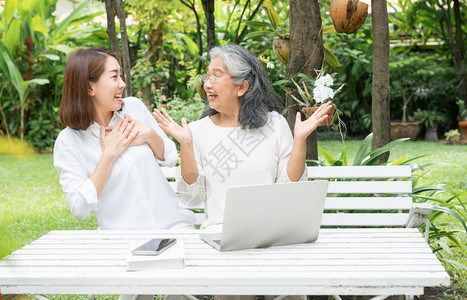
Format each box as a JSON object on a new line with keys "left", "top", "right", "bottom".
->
{"left": 0, "top": 229, "right": 450, "bottom": 297}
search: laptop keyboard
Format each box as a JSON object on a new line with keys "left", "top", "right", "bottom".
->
{"left": 213, "top": 239, "right": 221, "bottom": 245}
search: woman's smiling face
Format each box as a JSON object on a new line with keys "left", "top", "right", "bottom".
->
{"left": 204, "top": 56, "right": 245, "bottom": 114}
{"left": 89, "top": 55, "right": 126, "bottom": 122}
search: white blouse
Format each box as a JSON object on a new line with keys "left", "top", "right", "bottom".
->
{"left": 53, "top": 97, "right": 195, "bottom": 230}
{"left": 176, "top": 111, "right": 307, "bottom": 229}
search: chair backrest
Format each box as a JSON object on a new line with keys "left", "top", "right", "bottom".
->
{"left": 161, "top": 165, "right": 413, "bottom": 227}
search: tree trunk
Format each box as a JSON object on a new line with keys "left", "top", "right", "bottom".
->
{"left": 201, "top": 0, "right": 216, "bottom": 51}
{"left": 104, "top": 0, "right": 119, "bottom": 53}
{"left": 371, "top": 0, "right": 391, "bottom": 163}
{"left": 452, "top": 0, "right": 466, "bottom": 104}
{"left": 138, "top": 21, "right": 164, "bottom": 108}
{"left": 167, "top": 56, "right": 177, "bottom": 98}
{"left": 114, "top": 0, "right": 132, "bottom": 97}
{"left": 0, "top": 100, "right": 11, "bottom": 139}
{"left": 287, "top": 0, "right": 323, "bottom": 162}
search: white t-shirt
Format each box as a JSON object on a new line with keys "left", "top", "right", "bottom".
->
{"left": 177, "top": 111, "right": 307, "bottom": 229}
{"left": 53, "top": 97, "right": 195, "bottom": 230}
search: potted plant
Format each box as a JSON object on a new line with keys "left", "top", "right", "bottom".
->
{"left": 457, "top": 99, "right": 467, "bottom": 144}
{"left": 413, "top": 109, "right": 447, "bottom": 142}
{"left": 276, "top": 70, "right": 344, "bottom": 126}
{"left": 389, "top": 56, "right": 427, "bottom": 141}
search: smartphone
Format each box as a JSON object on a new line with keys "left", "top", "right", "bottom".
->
{"left": 131, "top": 238, "right": 176, "bottom": 256}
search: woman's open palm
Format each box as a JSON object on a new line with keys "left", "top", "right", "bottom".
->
{"left": 294, "top": 101, "right": 334, "bottom": 141}
{"left": 153, "top": 108, "right": 193, "bottom": 145}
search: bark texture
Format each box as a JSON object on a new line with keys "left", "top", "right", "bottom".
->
{"left": 452, "top": 0, "right": 466, "bottom": 105}
{"left": 202, "top": 0, "right": 216, "bottom": 51}
{"left": 114, "top": 0, "right": 132, "bottom": 97}
{"left": 104, "top": 0, "right": 119, "bottom": 53}
{"left": 287, "top": 0, "right": 324, "bottom": 161}
{"left": 104, "top": 0, "right": 132, "bottom": 97}
{"left": 371, "top": 0, "right": 391, "bottom": 163}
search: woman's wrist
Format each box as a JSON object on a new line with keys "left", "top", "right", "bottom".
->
{"left": 101, "top": 147, "right": 120, "bottom": 163}
{"left": 293, "top": 135, "right": 307, "bottom": 149}
{"left": 179, "top": 137, "right": 193, "bottom": 148}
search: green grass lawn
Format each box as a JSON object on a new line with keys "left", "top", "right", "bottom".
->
{"left": 0, "top": 140, "right": 466, "bottom": 299}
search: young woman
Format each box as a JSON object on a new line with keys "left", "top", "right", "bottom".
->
{"left": 54, "top": 47, "right": 195, "bottom": 231}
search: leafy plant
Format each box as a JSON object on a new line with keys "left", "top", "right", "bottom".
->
{"left": 288, "top": 71, "right": 345, "bottom": 107}
{"left": 411, "top": 164, "right": 467, "bottom": 263}
{"left": 444, "top": 129, "right": 461, "bottom": 145}
{"left": 0, "top": 40, "right": 49, "bottom": 141}
{"left": 311, "top": 132, "right": 412, "bottom": 166}
{"left": 413, "top": 109, "right": 447, "bottom": 129}
{"left": 0, "top": 0, "right": 108, "bottom": 150}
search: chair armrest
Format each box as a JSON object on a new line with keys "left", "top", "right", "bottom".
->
{"left": 405, "top": 203, "right": 434, "bottom": 241}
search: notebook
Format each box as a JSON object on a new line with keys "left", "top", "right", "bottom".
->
{"left": 126, "top": 239, "right": 185, "bottom": 271}
{"left": 199, "top": 180, "right": 329, "bottom": 251}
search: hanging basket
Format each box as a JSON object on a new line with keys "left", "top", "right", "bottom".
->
{"left": 302, "top": 105, "right": 335, "bottom": 126}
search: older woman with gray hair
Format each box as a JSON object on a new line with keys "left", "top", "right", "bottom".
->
{"left": 154, "top": 43, "right": 333, "bottom": 230}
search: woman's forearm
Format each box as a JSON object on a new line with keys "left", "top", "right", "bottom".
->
{"left": 145, "top": 129, "right": 166, "bottom": 161}
{"left": 89, "top": 152, "right": 118, "bottom": 197}
{"left": 179, "top": 142, "right": 199, "bottom": 185}
{"left": 286, "top": 136, "right": 307, "bottom": 181}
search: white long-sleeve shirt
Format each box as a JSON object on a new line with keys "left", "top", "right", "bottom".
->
{"left": 177, "top": 111, "right": 307, "bottom": 229}
{"left": 53, "top": 97, "right": 195, "bottom": 230}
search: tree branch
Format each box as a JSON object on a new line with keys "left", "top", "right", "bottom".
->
{"left": 236, "top": 0, "right": 265, "bottom": 43}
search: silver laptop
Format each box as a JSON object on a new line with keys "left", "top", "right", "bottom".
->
{"left": 199, "top": 180, "right": 329, "bottom": 251}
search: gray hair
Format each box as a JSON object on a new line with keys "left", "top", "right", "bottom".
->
{"left": 203, "top": 44, "right": 282, "bottom": 129}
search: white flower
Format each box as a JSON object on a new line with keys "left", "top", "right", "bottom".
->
{"left": 266, "top": 61, "right": 275, "bottom": 69}
{"left": 315, "top": 74, "right": 334, "bottom": 87}
{"left": 313, "top": 85, "right": 334, "bottom": 103}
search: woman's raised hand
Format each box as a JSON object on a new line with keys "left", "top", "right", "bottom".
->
{"left": 293, "top": 101, "right": 334, "bottom": 141}
{"left": 153, "top": 108, "right": 193, "bottom": 145}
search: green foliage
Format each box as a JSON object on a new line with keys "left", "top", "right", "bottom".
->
{"left": 413, "top": 108, "right": 448, "bottom": 129}
{"left": 388, "top": 0, "right": 467, "bottom": 52}
{"left": 0, "top": 0, "right": 108, "bottom": 150}
{"left": 324, "top": 20, "right": 373, "bottom": 135}
{"left": 444, "top": 129, "right": 461, "bottom": 145}
{"left": 411, "top": 166, "right": 467, "bottom": 261}
{"left": 152, "top": 91, "right": 205, "bottom": 147}
{"left": 388, "top": 0, "right": 466, "bottom": 134}
{"left": 389, "top": 53, "right": 458, "bottom": 124}
{"left": 214, "top": 0, "right": 281, "bottom": 43}
{"left": 312, "top": 133, "right": 411, "bottom": 167}
{"left": 244, "top": 0, "right": 289, "bottom": 39}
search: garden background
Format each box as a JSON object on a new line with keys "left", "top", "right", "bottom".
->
{"left": 0, "top": 0, "right": 466, "bottom": 298}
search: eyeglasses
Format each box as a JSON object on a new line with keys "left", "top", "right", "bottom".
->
{"left": 201, "top": 73, "right": 233, "bottom": 83}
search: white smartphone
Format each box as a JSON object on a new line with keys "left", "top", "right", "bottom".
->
{"left": 131, "top": 238, "right": 176, "bottom": 256}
